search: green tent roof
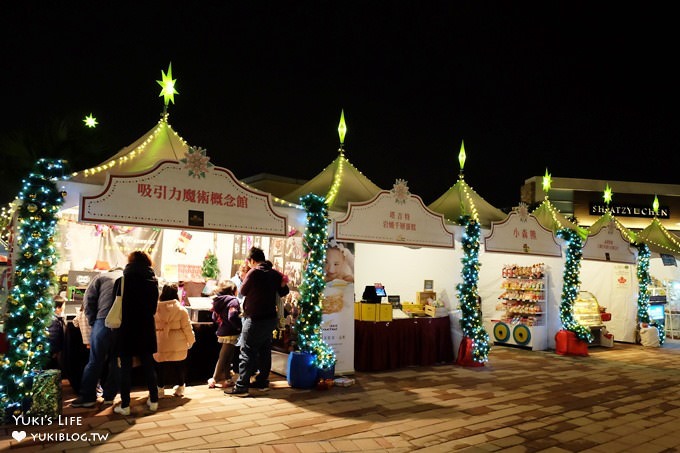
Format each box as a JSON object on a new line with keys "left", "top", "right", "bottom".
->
{"left": 428, "top": 177, "right": 506, "bottom": 228}
{"left": 531, "top": 199, "right": 588, "bottom": 240}
{"left": 635, "top": 217, "right": 680, "bottom": 257}
{"left": 587, "top": 211, "right": 637, "bottom": 243}
{"left": 281, "top": 151, "right": 382, "bottom": 212}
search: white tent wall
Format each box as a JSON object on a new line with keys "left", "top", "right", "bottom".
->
{"left": 477, "top": 249, "right": 565, "bottom": 350}
{"left": 579, "top": 260, "right": 638, "bottom": 343}
{"left": 353, "top": 242, "right": 462, "bottom": 309}
{"left": 649, "top": 258, "right": 680, "bottom": 311}
{"left": 159, "top": 229, "right": 236, "bottom": 283}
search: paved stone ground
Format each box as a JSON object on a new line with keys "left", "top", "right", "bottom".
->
{"left": 3, "top": 341, "right": 680, "bottom": 452}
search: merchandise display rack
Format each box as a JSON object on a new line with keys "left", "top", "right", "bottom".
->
{"left": 487, "top": 263, "right": 548, "bottom": 351}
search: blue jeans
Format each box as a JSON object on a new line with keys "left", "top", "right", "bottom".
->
{"left": 235, "top": 317, "right": 277, "bottom": 389}
{"left": 119, "top": 353, "right": 157, "bottom": 407}
{"left": 79, "top": 318, "right": 119, "bottom": 402}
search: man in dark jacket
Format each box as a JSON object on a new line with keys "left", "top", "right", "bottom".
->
{"left": 228, "top": 247, "right": 289, "bottom": 397}
{"left": 71, "top": 267, "right": 123, "bottom": 408}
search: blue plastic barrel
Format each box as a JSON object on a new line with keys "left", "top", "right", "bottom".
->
{"left": 286, "top": 352, "right": 317, "bottom": 389}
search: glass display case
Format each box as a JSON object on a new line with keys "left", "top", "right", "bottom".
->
{"left": 573, "top": 291, "right": 603, "bottom": 327}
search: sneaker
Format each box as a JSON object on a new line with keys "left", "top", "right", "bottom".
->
{"left": 251, "top": 382, "right": 270, "bottom": 392}
{"left": 70, "top": 398, "right": 96, "bottom": 408}
{"left": 226, "top": 386, "right": 249, "bottom": 397}
{"left": 102, "top": 399, "right": 115, "bottom": 406}
{"left": 146, "top": 399, "right": 158, "bottom": 412}
{"left": 173, "top": 384, "right": 185, "bottom": 397}
{"left": 157, "top": 386, "right": 165, "bottom": 398}
{"left": 113, "top": 405, "right": 130, "bottom": 416}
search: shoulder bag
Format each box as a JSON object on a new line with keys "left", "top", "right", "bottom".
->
{"left": 105, "top": 277, "right": 124, "bottom": 328}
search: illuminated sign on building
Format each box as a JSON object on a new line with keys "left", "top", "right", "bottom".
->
{"left": 589, "top": 203, "right": 669, "bottom": 219}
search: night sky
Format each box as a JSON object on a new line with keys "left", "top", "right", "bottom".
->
{"left": 2, "top": 2, "right": 679, "bottom": 209}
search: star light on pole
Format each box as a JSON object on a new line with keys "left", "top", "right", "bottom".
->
{"left": 458, "top": 140, "right": 466, "bottom": 177}
{"left": 337, "top": 109, "right": 347, "bottom": 150}
{"left": 542, "top": 168, "right": 552, "bottom": 197}
{"left": 157, "top": 63, "right": 179, "bottom": 111}
{"left": 653, "top": 195, "right": 660, "bottom": 216}
{"left": 603, "top": 183, "right": 613, "bottom": 207}
{"left": 83, "top": 114, "right": 98, "bottom": 128}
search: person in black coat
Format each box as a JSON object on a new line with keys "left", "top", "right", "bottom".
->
{"left": 113, "top": 251, "right": 160, "bottom": 416}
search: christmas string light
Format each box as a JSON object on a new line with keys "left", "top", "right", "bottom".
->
{"left": 456, "top": 215, "right": 490, "bottom": 363}
{"left": 72, "top": 114, "right": 188, "bottom": 179}
{"left": 0, "top": 159, "right": 68, "bottom": 418}
{"left": 556, "top": 228, "right": 591, "bottom": 342}
{"left": 634, "top": 243, "right": 664, "bottom": 343}
{"left": 295, "top": 194, "right": 336, "bottom": 370}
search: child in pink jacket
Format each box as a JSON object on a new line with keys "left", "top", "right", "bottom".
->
{"left": 154, "top": 283, "right": 195, "bottom": 397}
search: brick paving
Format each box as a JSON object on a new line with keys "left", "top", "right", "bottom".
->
{"left": 3, "top": 341, "right": 680, "bottom": 452}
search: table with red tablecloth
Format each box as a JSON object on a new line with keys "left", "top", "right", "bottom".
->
{"left": 354, "top": 317, "right": 454, "bottom": 371}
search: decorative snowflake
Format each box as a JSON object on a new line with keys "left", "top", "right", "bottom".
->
{"left": 516, "top": 202, "right": 529, "bottom": 222}
{"left": 180, "top": 146, "right": 213, "bottom": 178}
{"left": 391, "top": 179, "right": 410, "bottom": 204}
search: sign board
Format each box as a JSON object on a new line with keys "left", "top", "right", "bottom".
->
{"left": 335, "top": 190, "right": 454, "bottom": 248}
{"left": 582, "top": 221, "right": 637, "bottom": 264}
{"left": 484, "top": 210, "right": 562, "bottom": 256}
{"left": 661, "top": 253, "right": 678, "bottom": 266}
{"left": 80, "top": 160, "right": 287, "bottom": 236}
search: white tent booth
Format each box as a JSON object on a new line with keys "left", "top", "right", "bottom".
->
{"left": 580, "top": 212, "right": 639, "bottom": 343}
{"left": 333, "top": 182, "right": 460, "bottom": 371}
{"left": 636, "top": 218, "right": 680, "bottom": 339}
{"left": 279, "top": 143, "right": 462, "bottom": 371}
{"left": 481, "top": 208, "right": 566, "bottom": 351}
{"left": 56, "top": 116, "right": 333, "bottom": 385}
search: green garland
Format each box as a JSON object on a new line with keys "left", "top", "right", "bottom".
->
{"left": 556, "top": 228, "right": 592, "bottom": 342}
{"left": 296, "top": 194, "right": 336, "bottom": 369}
{"left": 1, "top": 159, "right": 67, "bottom": 419}
{"left": 201, "top": 251, "right": 220, "bottom": 280}
{"left": 635, "top": 243, "right": 665, "bottom": 344}
{"left": 456, "top": 215, "right": 490, "bottom": 363}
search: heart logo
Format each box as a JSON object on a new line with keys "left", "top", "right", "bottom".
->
{"left": 12, "top": 430, "right": 27, "bottom": 442}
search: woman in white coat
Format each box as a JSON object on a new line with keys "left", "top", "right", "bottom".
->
{"left": 154, "top": 283, "right": 195, "bottom": 397}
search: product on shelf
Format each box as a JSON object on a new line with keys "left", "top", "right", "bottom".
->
{"left": 489, "top": 263, "right": 548, "bottom": 351}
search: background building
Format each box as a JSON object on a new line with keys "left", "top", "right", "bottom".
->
{"left": 521, "top": 176, "right": 680, "bottom": 232}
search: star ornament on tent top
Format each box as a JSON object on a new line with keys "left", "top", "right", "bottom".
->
{"left": 542, "top": 169, "right": 552, "bottom": 195}
{"left": 180, "top": 147, "right": 213, "bottom": 178}
{"left": 83, "top": 113, "right": 98, "bottom": 128}
{"left": 653, "top": 195, "right": 660, "bottom": 216}
{"left": 603, "top": 184, "right": 613, "bottom": 206}
{"left": 157, "top": 63, "right": 179, "bottom": 106}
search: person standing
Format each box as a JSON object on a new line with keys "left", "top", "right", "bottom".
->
{"left": 113, "top": 251, "right": 160, "bottom": 416}
{"left": 230, "top": 263, "right": 249, "bottom": 305}
{"left": 154, "top": 283, "right": 195, "bottom": 398}
{"left": 71, "top": 267, "right": 123, "bottom": 408}
{"left": 208, "top": 280, "right": 241, "bottom": 389}
{"left": 228, "top": 262, "right": 249, "bottom": 375}
{"left": 228, "top": 247, "right": 289, "bottom": 397}
{"left": 47, "top": 295, "right": 66, "bottom": 371}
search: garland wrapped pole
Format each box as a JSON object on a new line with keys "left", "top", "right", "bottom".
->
{"left": 295, "top": 194, "right": 336, "bottom": 369}
{"left": 0, "top": 158, "right": 68, "bottom": 419}
{"left": 556, "top": 228, "right": 592, "bottom": 342}
{"left": 635, "top": 243, "right": 664, "bottom": 344}
{"left": 456, "top": 215, "right": 490, "bottom": 364}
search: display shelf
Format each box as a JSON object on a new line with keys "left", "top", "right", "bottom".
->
{"left": 573, "top": 291, "right": 608, "bottom": 346}
{"left": 489, "top": 263, "right": 548, "bottom": 351}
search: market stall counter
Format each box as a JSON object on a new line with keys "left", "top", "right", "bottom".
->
{"left": 354, "top": 316, "right": 454, "bottom": 372}
{"left": 63, "top": 319, "right": 220, "bottom": 391}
